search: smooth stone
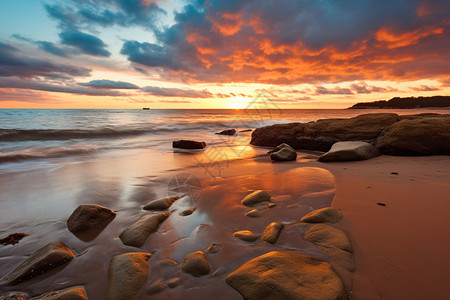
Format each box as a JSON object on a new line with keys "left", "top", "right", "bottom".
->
{"left": 287, "top": 203, "right": 302, "bottom": 209}
{"left": 226, "top": 251, "right": 348, "bottom": 300}
{"left": 301, "top": 207, "right": 343, "bottom": 223}
{"left": 233, "top": 230, "right": 259, "bottom": 242}
{"left": 181, "top": 251, "right": 210, "bottom": 277}
{"left": 262, "top": 222, "right": 284, "bottom": 244}
{"left": 319, "top": 141, "right": 380, "bottom": 162}
{"left": 147, "top": 280, "right": 165, "bottom": 295}
{"left": 216, "top": 129, "right": 236, "bottom": 135}
{"left": 206, "top": 244, "right": 221, "bottom": 254}
{"left": 143, "top": 196, "right": 181, "bottom": 210}
{"left": 30, "top": 286, "right": 87, "bottom": 300}
{"left": 1, "top": 241, "right": 75, "bottom": 286}
{"left": 241, "top": 190, "right": 271, "bottom": 206}
{"left": 119, "top": 213, "right": 169, "bottom": 247}
{"left": 159, "top": 259, "right": 178, "bottom": 267}
{"left": 172, "top": 140, "right": 206, "bottom": 149}
{"left": 317, "top": 245, "right": 355, "bottom": 272}
{"left": 268, "top": 143, "right": 295, "bottom": 153}
{"left": 270, "top": 144, "right": 297, "bottom": 161}
{"left": 108, "top": 252, "right": 151, "bottom": 300}
{"left": 67, "top": 204, "right": 116, "bottom": 234}
{"left": 245, "top": 209, "right": 263, "bottom": 218}
{"left": 167, "top": 278, "right": 181, "bottom": 288}
{"left": 0, "top": 292, "right": 29, "bottom": 300}
{"left": 267, "top": 203, "right": 276, "bottom": 209}
{"left": 304, "top": 224, "right": 352, "bottom": 253}
{"left": 240, "top": 129, "right": 252, "bottom": 132}
{"left": 179, "top": 208, "right": 195, "bottom": 216}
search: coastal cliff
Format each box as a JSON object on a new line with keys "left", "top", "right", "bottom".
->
{"left": 348, "top": 96, "right": 450, "bottom": 109}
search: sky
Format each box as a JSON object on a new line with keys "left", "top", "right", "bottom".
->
{"left": 0, "top": 0, "right": 449, "bottom": 109}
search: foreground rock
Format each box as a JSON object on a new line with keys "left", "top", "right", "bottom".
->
{"left": 376, "top": 116, "right": 450, "bottom": 155}
{"left": 108, "top": 252, "right": 151, "bottom": 300}
{"left": 301, "top": 207, "right": 343, "bottom": 223}
{"left": 119, "top": 213, "right": 169, "bottom": 247}
{"left": 269, "top": 143, "right": 297, "bottom": 161}
{"left": 1, "top": 242, "right": 75, "bottom": 286}
{"left": 245, "top": 209, "right": 264, "bottom": 218}
{"left": 319, "top": 141, "right": 380, "bottom": 162}
{"left": 172, "top": 140, "right": 206, "bottom": 149}
{"left": 181, "top": 251, "right": 210, "bottom": 277}
{"left": 143, "top": 196, "right": 181, "bottom": 210}
{"left": 147, "top": 280, "right": 165, "bottom": 295}
{"left": 216, "top": 129, "right": 236, "bottom": 135}
{"left": 233, "top": 230, "right": 259, "bottom": 242}
{"left": 241, "top": 190, "right": 271, "bottom": 206}
{"left": 226, "top": 251, "right": 348, "bottom": 300}
{"left": 262, "top": 222, "right": 284, "bottom": 244}
{"left": 31, "top": 286, "right": 87, "bottom": 300}
{"left": 67, "top": 204, "right": 116, "bottom": 235}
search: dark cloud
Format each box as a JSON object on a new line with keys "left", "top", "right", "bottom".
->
{"left": 79, "top": 80, "right": 139, "bottom": 89}
{"left": 142, "top": 86, "right": 213, "bottom": 98}
{"left": 0, "top": 42, "right": 91, "bottom": 79}
{"left": 410, "top": 85, "right": 440, "bottom": 91}
{"left": 315, "top": 86, "right": 353, "bottom": 95}
{"left": 59, "top": 30, "right": 111, "bottom": 57}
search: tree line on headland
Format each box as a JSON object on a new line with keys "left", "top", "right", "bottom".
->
{"left": 348, "top": 96, "right": 450, "bottom": 109}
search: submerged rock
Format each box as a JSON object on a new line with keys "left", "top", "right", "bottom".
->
{"left": 1, "top": 241, "right": 75, "bottom": 286}
{"left": 262, "top": 222, "right": 284, "bottom": 244}
{"left": 30, "top": 286, "right": 87, "bottom": 300}
{"left": 226, "top": 251, "right": 348, "bottom": 300}
{"left": 0, "top": 292, "right": 29, "bottom": 300}
{"left": 206, "top": 244, "right": 221, "bottom": 254}
{"left": 301, "top": 207, "right": 343, "bottom": 223}
{"left": 119, "top": 213, "right": 169, "bottom": 247}
{"left": 108, "top": 252, "right": 151, "bottom": 300}
{"left": 147, "top": 280, "right": 165, "bottom": 295}
{"left": 319, "top": 141, "right": 380, "bottom": 162}
{"left": 172, "top": 140, "right": 206, "bottom": 149}
{"left": 245, "top": 209, "right": 264, "bottom": 218}
{"left": 181, "top": 251, "right": 210, "bottom": 277}
{"left": 216, "top": 129, "right": 236, "bottom": 135}
{"left": 143, "top": 196, "right": 181, "bottom": 210}
{"left": 233, "top": 230, "right": 259, "bottom": 242}
{"left": 179, "top": 208, "right": 195, "bottom": 216}
{"left": 167, "top": 278, "right": 181, "bottom": 288}
{"left": 241, "top": 190, "right": 271, "bottom": 206}
{"left": 67, "top": 204, "right": 116, "bottom": 235}
{"left": 0, "top": 233, "right": 28, "bottom": 246}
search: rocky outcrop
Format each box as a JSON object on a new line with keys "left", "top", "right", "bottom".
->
{"left": 233, "top": 230, "right": 259, "bottom": 242}
{"left": 301, "top": 207, "right": 343, "bottom": 223}
{"left": 241, "top": 190, "right": 271, "bottom": 206}
{"left": 226, "top": 251, "right": 348, "bottom": 300}
{"left": 269, "top": 143, "right": 297, "bottom": 161}
{"left": 376, "top": 116, "right": 450, "bottom": 155}
{"left": 181, "top": 251, "right": 210, "bottom": 277}
{"left": 143, "top": 196, "right": 181, "bottom": 211}
{"left": 318, "top": 141, "right": 380, "bottom": 162}
{"left": 262, "top": 222, "right": 284, "bottom": 244}
{"left": 216, "top": 129, "right": 236, "bottom": 135}
{"left": 119, "top": 213, "right": 169, "bottom": 247}
{"left": 1, "top": 242, "right": 75, "bottom": 286}
{"left": 30, "top": 286, "right": 87, "bottom": 300}
{"left": 172, "top": 140, "right": 206, "bottom": 149}
{"left": 67, "top": 204, "right": 116, "bottom": 236}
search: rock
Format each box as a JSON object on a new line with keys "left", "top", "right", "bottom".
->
{"left": 316, "top": 245, "right": 355, "bottom": 272}
{"left": 143, "top": 196, "right": 181, "bottom": 210}
{"left": 304, "top": 224, "right": 352, "bottom": 253}
{"left": 240, "top": 129, "right": 252, "bottom": 132}
{"left": 1, "top": 241, "right": 75, "bottom": 286}
{"left": 159, "top": 259, "right": 178, "bottom": 267}
{"left": 226, "top": 251, "right": 348, "bottom": 300}
{"left": 206, "top": 244, "right": 221, "bottom": 254}
{"left": 0, "top": 233, "right": 28, "bottom": 245}
{"left": 262, "top": 222, "right": 284, "bottom": 244}
{"left": 147, "top": 280, "right": 165, "bottom": 295}
{"left": 0, "top": 292, "right": 29, "bottom": 300}
{"left": 167, "top": 278, "right": 181, "bottom": 288}
{"left": 301, "top": 207, "right": 343, "bottom": 223}
{"left": 108, "top": 252, "right": 151, "bottom": 300}
{"left": 267, "top": 203, "right": 276, "bottom": 209}
{"left": 216, "top": 129, "right": 236, "bottom": 135}
{"left": 245, "top": 209, "right": 264, "bottom": 218}
{"left": 241, "top": 190, "right": 271, "bottom": 206}
{"left": 67, "top": 204, "right": 116, "bottom": 235}
{"left": 376, "top": 116, "right": 450, "bottom": 155}
{"left": 233, "top": 230, "right": 259, "bottom": 242}
{"left": 319, "top": 141, "right": 380, "bottom": 162}
{"left": 268, "top": 143, "right": 295, "bottom": 153}
{"left": 179, "top": 208, "right": 195, "bottom": 216}
{"left": 172, "top": 140, "right": 206, "bottom": 149}
{"left": 119, "top": 213, "right": 169, "bottom": 247}
{"left": 287, "top": 203, "right": 302, "bottom": 209}
{"left": 30, "top": 286, "right": 87, "bottom": 300}
{"left": 270, "top": 147, "right": 297, "bottom": 161}
{"left": 251, "top": 113, "right": 400, "bottom": 151}
{"left": 181, "top": 251, "right": 210, "bottom": 277}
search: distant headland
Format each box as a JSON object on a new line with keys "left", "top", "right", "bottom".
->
{"left": 348, "top": 96, "right": 450, "bottom": 109}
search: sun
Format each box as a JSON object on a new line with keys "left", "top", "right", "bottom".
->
{"left": 229, "top": 96, "right": 248, "bottom": 109}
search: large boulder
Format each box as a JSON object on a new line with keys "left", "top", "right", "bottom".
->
{"left": 376, "top": 116, "right": 450, "bottom": 155}
{"left": 301, "top": 207, "right": 343, "bottom": 223}
{"left": 172, "top": 140, "right": 206, "bottom": 149}
{"left": 262, "top": 222, "right": 284, "bottom": 244}
{"left": 108, "top": 252, "right": 151, "bottom": 300}
{"left": 241, "top": 190, "right": 271, "bottom": 206}
{"left": 143, "top": 196, "right": 181, "bottom": 211}
{"left": 67, "top": 204, "right": 116, "bottom": 235}
{"left": 30, "top": 286, "right": 87, "bottom": 300}
{"left": 319, "top": 141, "right": 380, "bottom": 162}
{"left": 119, "top": 213, "right": 169, "bottom": 247}
{"left": 226, "top": 251, "right": 348, "bottom": 300}
{"left": 1, "top": 242, "right": 75, "bottom": 286}
{"left": 216, "top": 129, "right": 236, "bottom": 135}
{"left": 251, "top": 113, "right": 400, "bottom": 151}
{"left": 181, "top": 251, "right": 210, "bottom": 277}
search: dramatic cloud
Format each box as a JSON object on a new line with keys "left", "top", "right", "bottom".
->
{"left": 410, "top": 85, "right": 440, "bottom": 91}
{"left": 59, "top": 30, "right": 111, "bottom": 57}
{"left": 142, "top": 86, "right": 213, "bottom": 98}
{"left": 316, "top": 86, "right": 353, "bottom": 95}
{"left": 79, "top": 80, "right": 140, "bottom": 89}
{"left": 0, "top": 42, "right": 91, "bottom": 79}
